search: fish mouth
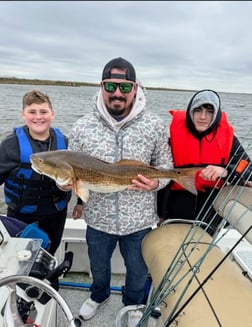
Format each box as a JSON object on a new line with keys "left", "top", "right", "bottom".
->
{"left": 31, "top": 164, "right": 42, "bottom": 174}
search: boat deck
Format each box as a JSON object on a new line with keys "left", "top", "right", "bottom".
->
{"left": 56, "top": 227, "right": 252, "bottom": 327}
{"left": 54, "top": 216, "right": 252, "bottom": 326}
{"left": 58, "top": 272, "right": 125, "bottom": 326}
{"left": 1, "top": 194, "right": 252, "bottom": 327}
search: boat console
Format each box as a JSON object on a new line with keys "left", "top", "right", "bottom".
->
{"left": 0, "top": 220, "right": 81, "bottom": 327}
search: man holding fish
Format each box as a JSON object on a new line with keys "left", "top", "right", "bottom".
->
{"left": 59, "top": 57, "right": 173, "bottom": 327}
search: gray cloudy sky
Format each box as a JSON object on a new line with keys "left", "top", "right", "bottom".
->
{"left": 1, "top": 1, "right": 252, "bottom": 94}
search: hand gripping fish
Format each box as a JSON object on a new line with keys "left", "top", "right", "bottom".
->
{"left": 30, "top": 150, "right": 201, "bottom": 203}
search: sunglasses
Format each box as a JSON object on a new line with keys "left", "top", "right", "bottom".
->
{"left": 103, "top": 81, "right": 134, "bottom": 94}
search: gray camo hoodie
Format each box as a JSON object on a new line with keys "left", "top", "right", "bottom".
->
{"left": 68, "top": 86, "right": 173, "bottom": 235}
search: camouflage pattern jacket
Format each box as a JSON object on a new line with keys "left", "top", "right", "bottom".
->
{"left": 69, "top": 87, "right": 173, "bottom": 235}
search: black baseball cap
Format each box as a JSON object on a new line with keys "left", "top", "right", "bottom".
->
{"left": 102, "top": 57, "right": 136, "bottom": 82}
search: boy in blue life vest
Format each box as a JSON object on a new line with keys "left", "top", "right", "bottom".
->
{"left": 0, "top": 89, "right": 73, "bottom": 255}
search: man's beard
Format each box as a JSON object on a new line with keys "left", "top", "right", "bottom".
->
{"left": 107, "top": 106, "right": 126, "bottom": 117}
{"left": 107, "top": 96, "right": 126, "bottom": 117}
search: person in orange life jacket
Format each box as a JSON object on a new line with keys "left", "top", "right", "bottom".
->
{"left": 0, "top": 90, "right": 72, "bottom": 255}
{"left": 157, "top": 89, "right": 252, "bottom": 236}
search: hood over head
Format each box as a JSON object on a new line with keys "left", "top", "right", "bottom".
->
{"left": 186, "top": 89, "right": 222, "bottom": 139}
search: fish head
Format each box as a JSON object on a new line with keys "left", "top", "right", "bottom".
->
{"left": 30, "top": 151, "right": 74, "bottom": 186}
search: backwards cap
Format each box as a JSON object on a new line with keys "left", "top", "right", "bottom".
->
{"left": 102, "top": 57, "right": 136, "bottom": 82}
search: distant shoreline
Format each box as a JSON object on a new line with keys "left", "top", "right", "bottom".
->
{"left": 0, "top": 77, "right": 194, "bottom": 93}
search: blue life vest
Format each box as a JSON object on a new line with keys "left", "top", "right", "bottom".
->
{"left": 4, "top": 127, "right": 70, "bottom": 214}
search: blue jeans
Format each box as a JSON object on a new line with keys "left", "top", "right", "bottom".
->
{"left": 86, "top": 225, "right": 151, "bottom": 305}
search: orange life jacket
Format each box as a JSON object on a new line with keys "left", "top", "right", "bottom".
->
{"left": 169, "top": 110, "right": 234, "bottom": 191}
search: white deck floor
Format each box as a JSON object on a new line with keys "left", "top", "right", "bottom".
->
{"left": 58, "top": 272, "right": 125, "bottom": 327}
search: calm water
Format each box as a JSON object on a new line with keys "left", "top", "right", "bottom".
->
{"left": 0, "top": 84, "right": 251, "bottom": 215}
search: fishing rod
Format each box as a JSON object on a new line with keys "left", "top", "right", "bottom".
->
{"left": 194, "top": 130, "right": 252, "bottom": 234}
{"left": 162, "top": 179, "right": 252, "bottom": 326}
{"left": 137, "top": 224, "right": 210, "bottom": 326}
{"left": 164, "top": 224, "right": 252, "bottom": 326}
{"left": 138, "top": 198, "right": 252, "bottom": 327}
{"left": 137, "top": 132, "right": 252, "bottom": 326}
{"left": 137, "top": 223, "right": 221, "bottom": 327}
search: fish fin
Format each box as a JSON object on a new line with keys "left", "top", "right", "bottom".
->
{"left": 73, "top": 180, "right": 90, "bottom": 203}
{"left": 175, "top": 176, "right": 198, "bottom": 195}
